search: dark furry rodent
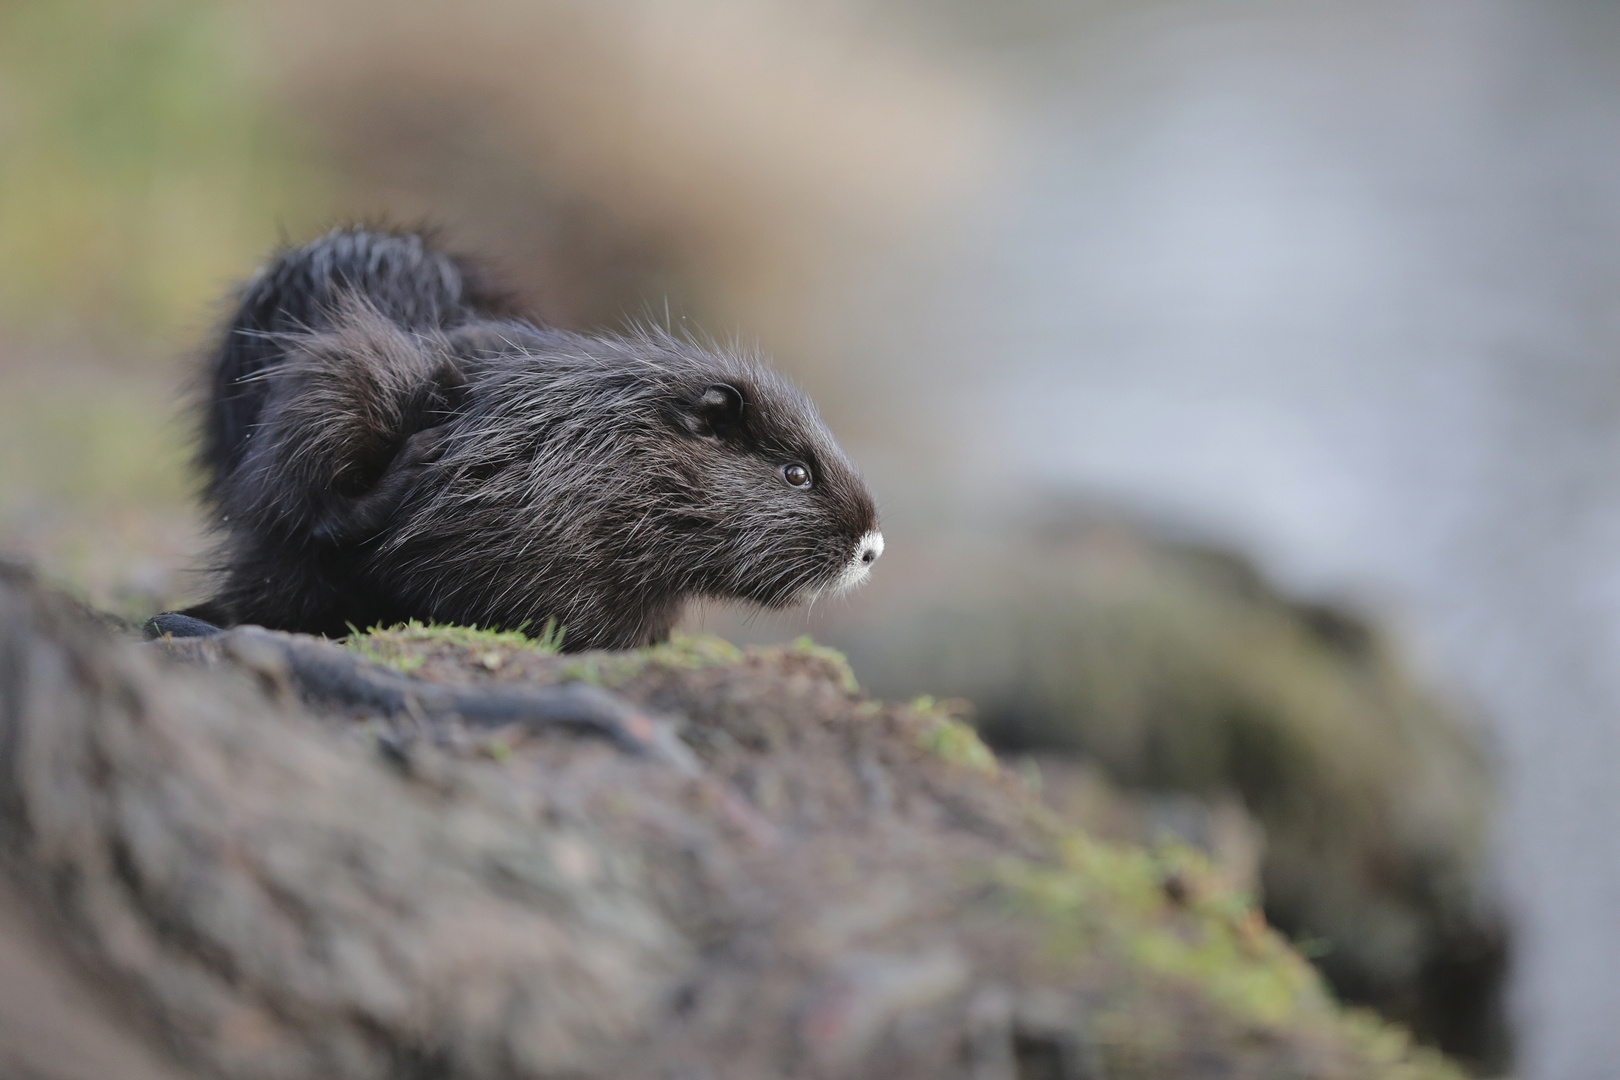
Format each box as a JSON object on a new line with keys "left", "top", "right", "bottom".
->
{"left": 186, "top": 226, "right": 883, "bottom": 649}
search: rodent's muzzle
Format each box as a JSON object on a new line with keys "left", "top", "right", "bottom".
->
{"left": 826, "top": 529, "right": 884, "bottom": 597}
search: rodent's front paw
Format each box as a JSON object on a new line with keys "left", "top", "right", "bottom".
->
{"left": 313, "top": 425, "right": 455, "bottom": 543}
{"left": 398, "top": 424, "right": 451, "bottom": 468}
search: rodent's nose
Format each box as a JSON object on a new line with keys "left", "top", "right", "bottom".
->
{"left": 857, "top": 531, "right": 885, "bottom": 566}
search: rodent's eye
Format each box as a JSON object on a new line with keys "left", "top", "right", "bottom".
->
{"left": 782, "top": 463, "right": 812, "bottom": 488}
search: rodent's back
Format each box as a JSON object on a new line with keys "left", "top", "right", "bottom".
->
{"left": 197, "top": 227, "right": 507, "bottom": 507}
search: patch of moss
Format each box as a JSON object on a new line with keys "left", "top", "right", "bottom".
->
{"left": 1003, "top": 836, "right": 1319, "bottom": 1024}
{"left": 556, "top": 632, "right": 746, "bottom": 687}
{"left": 990, "top": 832, "right": 1467, "bottom": 1077}
{"left": 1338, "top": 1011, "right": 1464, "bottom": 1080}
{"left": 789, "top": 635, "right": 860, "bottom": 693}
{"left": 347, "top": 618, "right": 563, "bottom": 672}
{"left": 644, "top": 632, "right": 746, "bottom": 669}
{"left": 910, "top": 695, "right": 999, "bottom": 774}
{"left": 348, "top": 644, "right": 425, "bottom": 674}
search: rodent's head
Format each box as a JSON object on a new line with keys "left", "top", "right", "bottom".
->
{"left": 396, "top": 325, "right": 881, "bottom": 643}
{"left": 653, "top": 352, "right": 883, "bottom": 608}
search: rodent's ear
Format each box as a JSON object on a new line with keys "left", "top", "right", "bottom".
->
{"left": 678, "top": 383, "right": 746, "bottom": 440}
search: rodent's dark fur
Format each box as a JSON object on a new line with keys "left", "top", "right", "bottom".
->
{"left": 187, "top": 226, "right": 881, "bottom": 649}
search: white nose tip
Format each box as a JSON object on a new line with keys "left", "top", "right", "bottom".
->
{"left": 823, "top": 530, "right": 885, "bottom": 599}
{"left": 857, "top": 530, "right": 885, "bottom": 566}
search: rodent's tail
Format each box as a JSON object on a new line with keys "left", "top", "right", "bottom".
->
{"left": 196, "top": 225, "right": 508, "bottom": 505}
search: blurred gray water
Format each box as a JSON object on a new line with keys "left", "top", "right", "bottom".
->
{"left": 869, "top": 0, "right": 1620, "bottom": 1074}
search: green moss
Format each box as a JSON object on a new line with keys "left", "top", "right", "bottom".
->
{"left": 911, "top": 696, "right": 999, "bottom": 774}
{"left": 1000, "top": 836, "right": 1321, "bottom": 1026}
{"left": 983, "top": 829, "right": 1467, "bottom": 1075}
{"left": 644, "top": 632, "right": 746, "bottom": 669}
{"left": 348, "top": 645, "right": 425, "bottom": 674}
{"left": 1339, "top": 1010, "right": 1468, "bottom": 1080}
{"left": 556, "top": 632, "right": 745, "bottom": 687}
{"left": 347, "top": 618, "right": 564, "bottom": 671}
{"left": 790, "top": 635, "right": 860, "bottom": 693}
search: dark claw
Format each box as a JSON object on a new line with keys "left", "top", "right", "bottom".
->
{"left": 143, "top": 612, "right": 225, "bottom": 640}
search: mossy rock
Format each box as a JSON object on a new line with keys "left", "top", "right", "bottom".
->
{"left": 806, "top": 517, "right": 1505, "bottom": 1069}
{"left": 321, "top": 614, "right": 1468, "bottom": 1078}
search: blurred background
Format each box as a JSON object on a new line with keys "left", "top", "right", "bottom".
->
{"left": 6, "top": 0, "right": 1620, "bottom": 1075}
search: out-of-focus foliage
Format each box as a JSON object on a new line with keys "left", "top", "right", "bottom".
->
{"left": 0, "top": 0, "right": 323, "bottom": 344}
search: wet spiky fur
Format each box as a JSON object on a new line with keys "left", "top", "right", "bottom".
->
{"left": 189, "top": 226, "right": 880, "bottom": 648}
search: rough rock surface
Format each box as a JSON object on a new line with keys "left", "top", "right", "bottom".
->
{"left": 0, "top": 563, "right": 1462, "bottom": 1079}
